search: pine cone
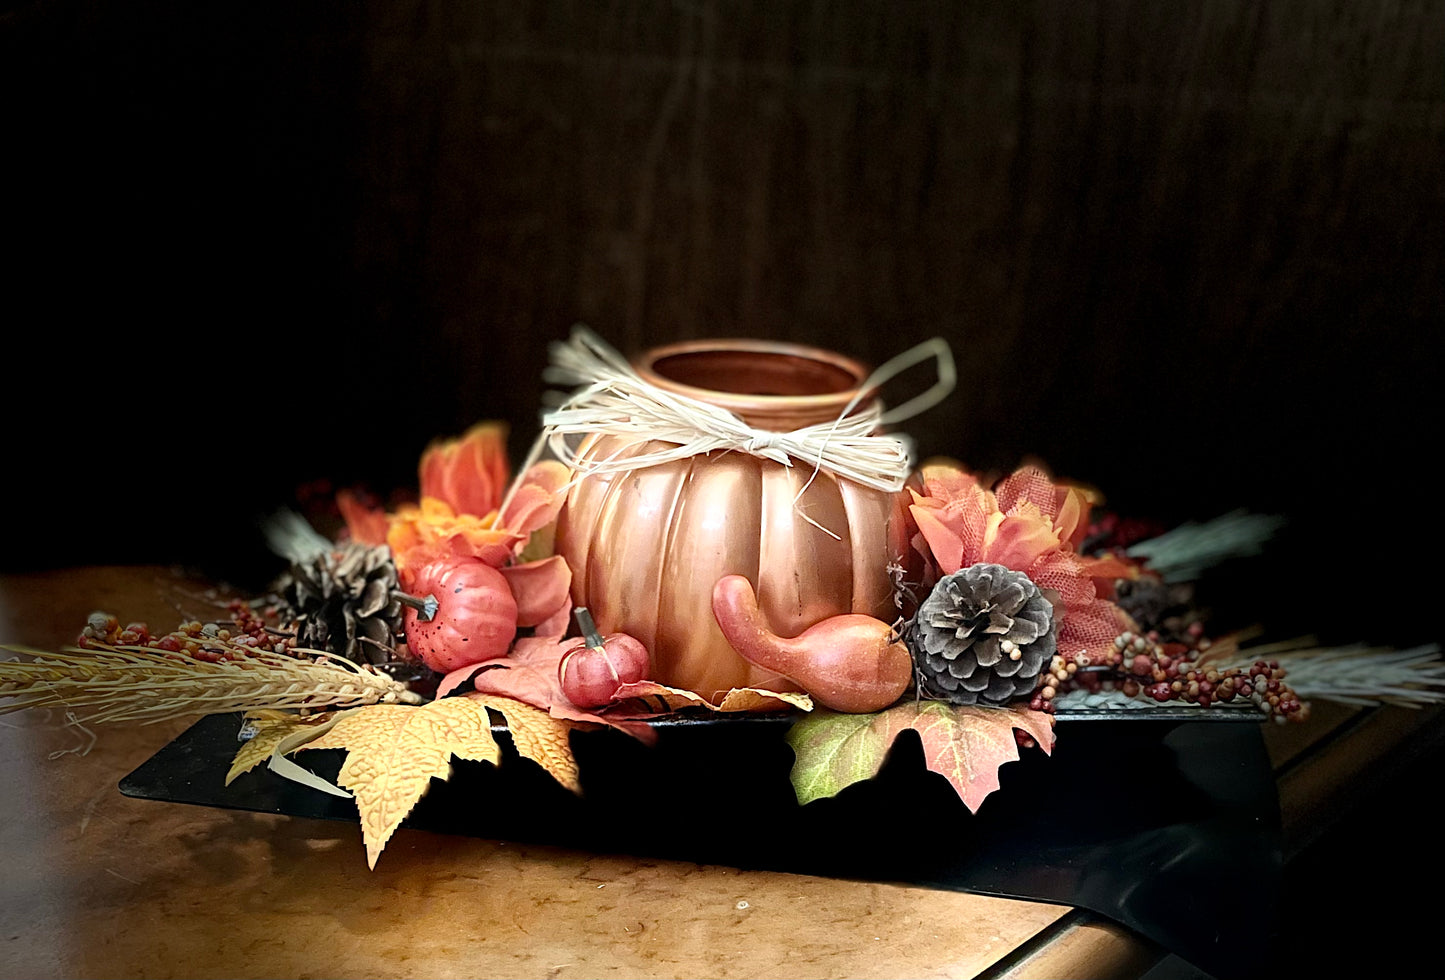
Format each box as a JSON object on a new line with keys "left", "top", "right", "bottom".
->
{"left": 274, "top": 542, "right": 405, "bottom": 665}
{"left": 908, "top": 562, "right": 1057, "bottom": 705}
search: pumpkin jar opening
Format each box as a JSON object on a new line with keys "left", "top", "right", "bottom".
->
{"left": 635, "top": 339, "right": 873, "bottom": 432}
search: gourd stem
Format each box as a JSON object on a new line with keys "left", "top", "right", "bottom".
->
{"left": 573, "top": 606, "right": 605, "bottom": 649}
{"left": 393, "top": 591, "right": 439, "bottom": 622}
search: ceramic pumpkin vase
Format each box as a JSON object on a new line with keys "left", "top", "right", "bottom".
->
{"left": 552, "top": 339, "right": 917, "bottom": 701}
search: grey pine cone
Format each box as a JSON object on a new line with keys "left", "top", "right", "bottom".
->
{"left": 908, "top": 562, "right": 1057, "bottom": 705}
{"left": 274, "top": 542, "right": 404, "bottom": 665}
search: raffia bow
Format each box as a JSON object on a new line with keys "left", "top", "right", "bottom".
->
{"left": 536, "top": 326, "right": 954, "bottom": 494}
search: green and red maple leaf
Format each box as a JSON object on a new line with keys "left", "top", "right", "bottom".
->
{"left": 785, "top": 701, "right": 1055, "bottom": 811}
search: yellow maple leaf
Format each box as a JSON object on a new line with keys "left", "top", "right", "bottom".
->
{"left": 303, "top": 699, "right": 502, "bottom": 869}
{"left": 469, "top": 693, "right": 582, "bottom": 794}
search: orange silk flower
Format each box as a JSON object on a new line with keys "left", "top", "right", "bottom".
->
{"left": 418, "top": 421, "right": 512, "bottom": 519}
{"left": 908, "top": 462, "right": 1134, "bottom": 663}
{"left": 338, "top": 423, "right": 574, "bottom": 633}
{"left": 384, "top": 461, "right": 573, "bottom": 585}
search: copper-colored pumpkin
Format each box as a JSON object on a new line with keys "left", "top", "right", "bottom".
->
{"left": 552, "top": 339, "right": 916, "bottom": 701}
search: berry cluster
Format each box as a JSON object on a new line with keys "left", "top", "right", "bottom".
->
{"left": 76, "top": 601, "right": 298, "bottom": 663}
{"left": 1027, "top": 628, "right": 1308, "bottom": 722}
{"left": 1080, "top": 512, "right": 1169, "bottom": 555}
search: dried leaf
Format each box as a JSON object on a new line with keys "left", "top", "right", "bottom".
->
{"left": 302, "top": 699, "right": 502, "bottom": 868}
{"left": 786, "top": 702, "right": 1054, "bottom": 811}
{"left": 468, "top": 693, "right": 581, "bottom": 793}
{"left": 226, "top": 712, "right": 335, "bottom": 785}
{"left": 715, "top": 688, "right": 814, "bottom": 713}
{"left": 437, "top": 636, "right": 570, "bottom": 709}
{"left": 610, "top": 681, "right": 813, "bottom": 715}
{"left": 609, "top": 681, "right": 710, "bottom": 712}
{"left": 438, "top": 637, "right": 657, "bottom": 743}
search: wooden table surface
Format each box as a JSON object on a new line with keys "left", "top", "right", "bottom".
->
{"left": 1, "top": 566, "right": 1438, "bottom": 979}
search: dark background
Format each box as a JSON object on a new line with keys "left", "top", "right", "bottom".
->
{"left": 4, "top": 5, "right": 1444, "bottom": 975}
{"left": 4, "top": 0, "right": 1441, "bottom": 645}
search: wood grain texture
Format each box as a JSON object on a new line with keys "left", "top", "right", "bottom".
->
{"left": 994, "top": 913, "right": 1163, "bottom": 980}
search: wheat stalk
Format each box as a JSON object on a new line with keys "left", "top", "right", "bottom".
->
{"left": 1, "top": 642, "right": 425, "bottom": 725}
{"left": 1216, "top": 642, "right": 1445, "bottom": 708}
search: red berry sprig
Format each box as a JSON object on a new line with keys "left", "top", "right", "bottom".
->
{"left": 1029, "top": 629, "right": 1309, "bottom": 722}
{"left": 76, "top": 600, "right": 298, "bottom": 663}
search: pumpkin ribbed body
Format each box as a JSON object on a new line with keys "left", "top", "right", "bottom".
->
{"left": 551, "top": 340, "right": 916, "bottom": 701}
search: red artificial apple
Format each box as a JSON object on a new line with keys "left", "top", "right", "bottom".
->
{"left": 557, "top": 607, "right": 650, "bottom": 708}
{"left": 403, "top": 558, "right": 518, "bottom": 673}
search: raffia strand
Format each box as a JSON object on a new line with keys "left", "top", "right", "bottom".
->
{"left": 535, "top": 326, "right": 954, "bottom": 494}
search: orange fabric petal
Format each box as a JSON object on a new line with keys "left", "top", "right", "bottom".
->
{"left": 499, "top": 460, "right": 572, "bottom": 538}
{"left": 912, "top": 462, "right": 1027, "bottom": 576}
{"left": 336, "top": 490, "right": 390, "bottom": 547}
{"left": 386, "top": 497, "right": 525, "bottom": 581}
{"left": 419, "top": 422, "right": 511, "bottom": 518}
{"left": 433, "top": 531, "right": 516, "bottom": 569}
{"left": 1082, "top": 553, "right": 1140, "bottom": 580}
{"left": 918, "top": 461, "right": 986, "bottom": 508}
{"left": 531, "top": 598, "right": 573, "bottom": 638}
{"left": 995, "top": 465, "right": 1099, "bottom": 549}
{"left": 385, "top": 505, "right": 426, "bottom": 555}
{"left": 500, "top": 556, "right": 573, "bottom": 628}
{"left": 419, "top": 443, "right": 464, "bottom": 512}
{"left": 518, "top": 459, "right": 571, "bottom": 497}
{"left": 1052, "top": 487, "right": 1091, "bottom": 549}
{"left": 1080, "top": 553, "right": 1142, "bottom": 598}
{"left": 924, "top": 471, "right": 998, "bottom": 568}
{"left": 910, "top": 505, "right": 967, "bottom": 575}
{"left": 982, "top": 502, "right": 1064, "bottom": 572}
{"left": 995, "top": 466, "right": 1060, "bottom": 517}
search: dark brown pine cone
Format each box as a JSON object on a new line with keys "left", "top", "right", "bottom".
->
{"left": 273, "top": 542, "right": 404, "bottom": 665}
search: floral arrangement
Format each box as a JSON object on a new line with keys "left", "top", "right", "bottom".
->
{"left": 4, "top": 330, "right": 1442, "bottom": 869}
